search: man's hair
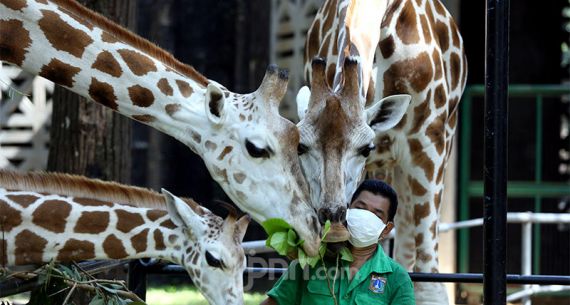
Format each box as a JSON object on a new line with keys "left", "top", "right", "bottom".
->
{"left": 351, "top": 179, "right": 398, "bottom": 222}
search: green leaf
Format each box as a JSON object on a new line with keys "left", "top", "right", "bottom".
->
{"left": 261, "top": 218, "right": 292, "bottom": 235}
{"left": 287, "top": 229, "right": 299, "bottom": 247}
{"left": 321, "top": 220, "right": 331, "bottom": 240}
{"left": 340, "top": 247, "right": 354, "bottom": 262}
{"left": 128, "top": 302, "right": 147, "bottom": 305}
{"left": 269, "top": 231, "right": 289, "bottom": 256}
{"left": 297, "top": 248, "right": 308, "bottom": 269}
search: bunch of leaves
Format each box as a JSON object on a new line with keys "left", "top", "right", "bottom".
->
{"left": 262, "top": 219, "right": 353, "bottom": 268}
{"left": 23, "top": 262, "right": 145, "bottom": 305}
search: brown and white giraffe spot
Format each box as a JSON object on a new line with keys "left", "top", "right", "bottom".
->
{"left": 460, "top": 52, "right": 468, "bottom": 88}
{"left": 132, "top": 114, "right": 156, "bottom": 123}
{"left": 74, "top": 197, "right": 113, "bottom": 207}
{"left": 433, "top": 0, "right": 447, "bottom": 16}
{"left": 326, "top": 63, "right": 335, "bottom": 87}
{"left": 39, "top": 58, "right": 81, "bottom": 88}
{"left": 382, "top": 0, "right": 401, "bottom": 27}
{"left": 379, "top": 35, "right": 395, "bottom": 59}
{"left": 419, "top": 14, "right": 431, "bottom": 43}
{"left": 394, "top": 113, "right": 408, "bottom": 130}
{"left": 213, "top": 167, "right": 229, "bottom": 184}
{"left": 233, "top": 172, "right": 246, "bottom": 184}
{"left": 205, "top": 141, "right": 217, "bottom": 151}
{"left": 383, "top": 52, "right": 433, "bottom": 96}
{"left": 160, "top": 219, "right": 177, "bottom": 230}
{"left": 101, "top": 31, "right": 119, "bottom": 43}
{"left": 168, "top": 234, "right": 179, "bottom": 244}
{"left": 450, "top": 19, "right": 460, "bottom": 48}
{"left": 408, "top": 176, "right": 427, "bottom": 197}
{"left": 434, "top": 190, "right": 443, "bottom": 212}
{"left": 103, "top": 234, "right": 128, "bottom": 259}
{"left": 32, "top": 200, "right": 71, "bottom": 233}
{"left": 117, "top": 49, "right": 157, "bottom": 76}
{"left": 146, "top": 209, "right": 167, "bottom": 222}
{"left": 0, "top": 19, "right": 31, "bottom": 66}
{"left": 434, "top": 21, "right": 449, "bottom": 53}
{"left": 318, "top": 35, "right": 331, "bottom": 59}
{"left": 74, "top": 211, "right": 110, "bottom": 234}
{"left": 153, "top": 229, "right": 166, "bottom": 250}
{"left": 92, "top": 51, "right": 122, "bottom": 78}
{"left": 158, "top": 78, "right": 174, "bottom": 96}
{"left": 56, "top": 239, "right": 96, "bottom": 261}
{"left": 410, "top": 90, "right": 432, "bottom": 134}
{"left": 89, "top": 78, "right": 118, "bottom": 110}
{"left": 433, "top": 84, "right": 446, "bottom": 109}
{"left": 6, "top": 194, "right": 38, "bottom": 208}
{"left": 305, "top": 19, "right": 320, "bottom": 61}
{"left": 408, "top": 138, "right": 435, "bottom": 180}
{"left": 0, "top": 199, "right": 22, "bottom": 232}
{"left": 375, "top": 135, "right": 393, "bottom": 155}
{"left": 432, "top": 50, "right": 443, "bottom": 80}
{"left": 131, "top": 228, "right": 149, "bottom": 253}
{"left": 449, "top": 52, "right": 461, "bottom": 90}
{"left": 217, "top": 146, "right": 233, "bottom": 161}
{"left": 1, "top": 0, "right": 27, "bottom": 11}
{"left": 415, "top": 232, "right": 424, "bottom": 246}
{"left": 425, "top": 112, "right": 446, "bottom": 155}
{"left": 396, "top": 0, "right": 420, "bottom": 45}
{"left": 416, "top": 248, "right": 432, "bottom": 263}
{"left": 175, "top": 80, "right": 193, "bottom": 98}
{"left": 128, "top": 85, "right": 155, "bottom": 107}
{"left": 190, "top": 131, "right": 202, "bottom": 144}
{"left": 165, "top": 104, "right": 181, "bottom": 117}
{"left": 14, "top": 229, "right": 47, "bottom": 265}
{"left": 116, "top": 209, "right": 145, "bottom": 233}
{"left": 39, "top": 10, "right": 93, "bottom": 58}
{"left": 413, "top": 201, "right": 430, "bottom": 226}
{"left": 435, "top": 163, "right": 445, "bottom": 185}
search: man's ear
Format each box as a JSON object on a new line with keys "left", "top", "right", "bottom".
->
{"left": 205, "top": 83, "right": 226, "bottom": 124}
{"left": 366, "top": 94, "right": 411, "bottom": 132}
{"left": 380, "top": 222, "right": 394, "bottom": 240}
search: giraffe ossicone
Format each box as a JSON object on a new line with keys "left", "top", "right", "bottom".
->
{"left": 0, "top": 170, "right": 249, "bottom": 305}
{"left": 0, "top": 0, "right": 320, "bottom": 256}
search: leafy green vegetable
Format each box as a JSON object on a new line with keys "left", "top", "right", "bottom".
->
{"left": 261, "top": 218, "right": 291, "bottom": 235}
{"left": 340, "top": 247, "right": 354, "bottom": 262}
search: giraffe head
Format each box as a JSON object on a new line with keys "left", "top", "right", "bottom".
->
{"left": 161, "top": 189, "right": 250, "bottom": 305}
{"left": 295, "top": 57, "right": 409, "bottom": 240}
{"left": 175, "top": 65, "right": 321, "bottom": 256}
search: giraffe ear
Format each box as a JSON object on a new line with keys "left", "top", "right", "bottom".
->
{"left": 366, "top": 94, "right": 411, "bottom": 132}
{"left": 234, "top": 215, "right": 251, "bottom": 242}
{"left": 162, "top": 188, "right": 205, "bottom": 230}
{"left": 205, "top": 83, "right": 227, "bottom": 125}
{"left": 296, "top": 86, "right": 311, "bottom": 120}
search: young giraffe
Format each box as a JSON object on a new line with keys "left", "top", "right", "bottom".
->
{"left": 0, "top": 170, "right": 250, "bottom": 305}
{"left": 298, "top": 0, "right": 467, "bottom": 304}
{"left": 0, "top": 0, "right": 321, "bottom": 255}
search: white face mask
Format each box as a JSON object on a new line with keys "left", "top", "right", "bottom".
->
{"left": 346, "top": 208, "right": 386, "bottom": 248}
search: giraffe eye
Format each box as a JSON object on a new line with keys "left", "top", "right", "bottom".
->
{"left": 205, "top": 251, "right": 224, "bottom": 269}
{"left": 297, "top": 143, "right": 309, "bottom": 156}
{"left": 358, "top": 143, "right": 375, "bottom": 158}
{"left": 245, "top": 139, "right": 271, "bottom": 159}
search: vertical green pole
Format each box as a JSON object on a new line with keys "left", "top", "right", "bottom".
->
{"left": 459, "top": 90, "right": 473, "bottom": 273}
{"left": 533, "top": 95, "right": 543, "bottom": 274}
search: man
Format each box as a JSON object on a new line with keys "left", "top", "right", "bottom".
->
{"left": 261, "top": 179, "right": 415, "bottom": 305}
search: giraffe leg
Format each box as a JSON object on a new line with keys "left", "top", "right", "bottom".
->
{"left": 392, "top": 169, "right": 417, "bottom": 271}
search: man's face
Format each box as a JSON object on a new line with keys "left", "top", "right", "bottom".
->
{"left": 349, "top": 190, "right": 390, "bottom": 224}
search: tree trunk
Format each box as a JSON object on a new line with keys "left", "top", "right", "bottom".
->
{"left": 46, "top": 0, "right": 136, "bottom": 303}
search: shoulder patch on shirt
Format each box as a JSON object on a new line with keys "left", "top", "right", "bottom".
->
{"left": 369, "top": 274, "right": 386, "bottom": 294}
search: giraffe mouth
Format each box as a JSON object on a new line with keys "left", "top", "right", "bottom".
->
{"left": 323, "top": 222, "right": 349, "bottom": 242}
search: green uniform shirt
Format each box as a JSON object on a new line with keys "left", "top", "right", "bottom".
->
{"left": 267, "top": 246, "right": 415, "bottom": 305}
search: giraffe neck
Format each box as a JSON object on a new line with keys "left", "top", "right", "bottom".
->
{"left": 0, "top": 188, "right": 187, "bottom": 267}
{"left": 0, "top": 0, "right": 216, "bottom": 153}
{"left": 333, "top": 0, "right": 393, "bottom": 94}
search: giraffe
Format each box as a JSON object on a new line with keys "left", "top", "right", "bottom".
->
{"left": 0, "top": 0, "right": 321, "bottom": 255}
{"left": 297, "top": 0, "right": 467, "bottom": 304}
{"left": 0, "top": 170, "right": 250, "bottom": 305}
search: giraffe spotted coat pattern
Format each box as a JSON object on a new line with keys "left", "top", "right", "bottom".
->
{"left": 300, "top": 1, "right": 467, "bottom": 304}
{"left": 0, "top": 170, "right": 249, "bottom": 305}
{"left": 0, "top": 0, "right": 321, "bottom": 256}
